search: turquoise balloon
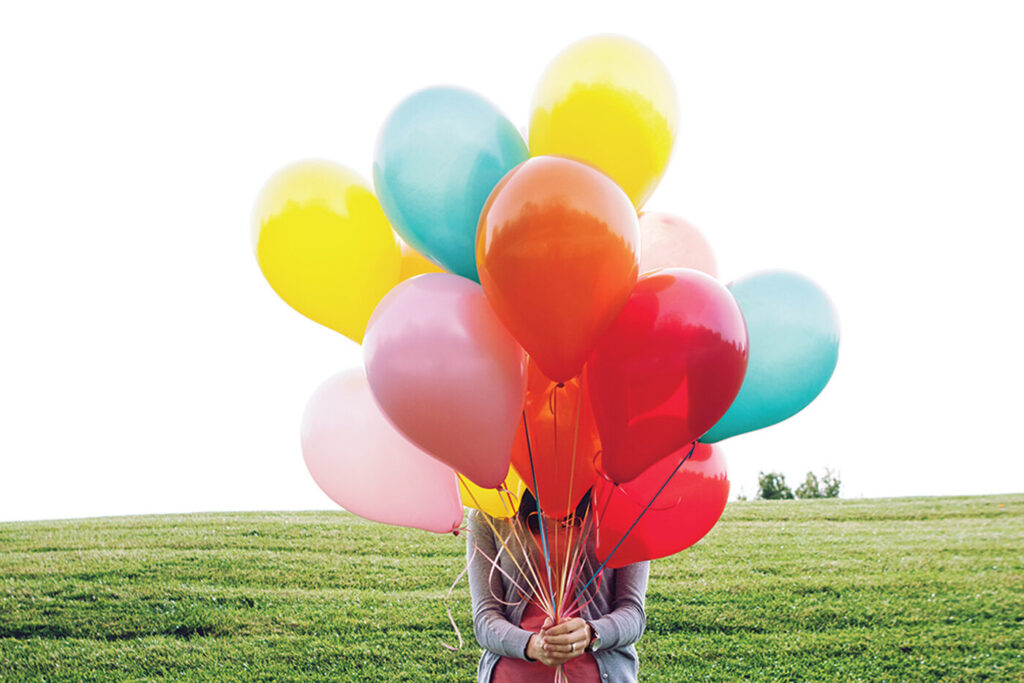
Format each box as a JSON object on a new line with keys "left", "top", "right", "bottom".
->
{"left": 373, "top": 87, "right": 528, "bottom": 281}
{"left": 701, "top": 271, "right": 839, "bottom": 443}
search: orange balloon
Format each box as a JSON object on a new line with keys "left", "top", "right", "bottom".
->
{"left": 511, "top": 362, "right": 600, "bottom": 517}
{"left": 477, "top": 156, "right": 639, "bottom": 382}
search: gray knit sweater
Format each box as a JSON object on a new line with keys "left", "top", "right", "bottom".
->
{"left": 466, "top": 511, "right": 649, "bottom": 682}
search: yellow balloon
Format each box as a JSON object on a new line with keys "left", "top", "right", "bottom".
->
{"left": 398, "top": 240, "right": 445, "bottom": 282}
{"left": 252, "top": 160, "right": 400, "bottom": 343}
{"left": 529, "top": 35, "right": 679, "bottom": 209}
{"left": 459, "top": 466, "right": 526, "bottom": 518}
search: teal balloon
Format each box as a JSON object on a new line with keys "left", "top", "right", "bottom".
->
{"left": 373, "top": 87, "right": 528, "bottom": 281}
{"left": 701, "top": 271, "right": 839, "bottom": 443}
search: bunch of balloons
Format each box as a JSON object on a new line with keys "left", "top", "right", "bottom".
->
{"left": 252, "top": 36, "right": 840, "bottom": 574}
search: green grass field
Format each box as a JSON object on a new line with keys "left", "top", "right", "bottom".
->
{"left": 2, "top": 495, "right": 1022, "bottom": 681}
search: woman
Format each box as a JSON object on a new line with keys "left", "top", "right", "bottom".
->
{"left": 467, "top": 490, "right": 650, "bottom": 682}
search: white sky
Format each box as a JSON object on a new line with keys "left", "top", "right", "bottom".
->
{"left": 2, "top": 2, "right": 1022, "bottom": 522}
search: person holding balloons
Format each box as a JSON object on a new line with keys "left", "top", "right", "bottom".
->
{"left": 255, "top": 30, "right": 841, "bottom": 683}
{"left": 467, "top": 490, "right": 650, "bottom": 683}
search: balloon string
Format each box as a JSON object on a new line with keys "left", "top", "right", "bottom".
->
{"left": 561, "top": 508, "right": 610, "bottom": 619}
{"left": 514, "top": 521, "right": 552, "bottom": 611}
{"left": 486, "top": 480, "right": 551, "bottom": 605}
{"left": 594, "top": 465, "right": 616, "bottom": 521}
{"left": 442, "top": 528, "right": 547, "bottom": 653}
{"left": 552, "top": 384, "right": 558, "bottom": 496}
{"left": 556, "top": 506, "right": 598, "bottom": 618}
{"left": 490, "top": 477, "right": 518, "bottom": 520}
{"left": 558, "top": 374, "right": 585, "bottom": 613}
{"left": 574, "top": 442, "right": 697, "bottom": 599}
{"left": 482, "top": 531, "right": 534, "bottom": 605}
{"left": 440, "top": 527, "right": 473, "bottom": 651}
{"left": 550, "top": 385, "right": 564, "bottom": 612}
{"left": 522, "top": 411, "right": 556, "bottom": 607}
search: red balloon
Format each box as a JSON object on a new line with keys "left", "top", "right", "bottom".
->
{"left": 510, "top": 362, "right": 600, "bottom": 517}
{"left": 477, "top": 156, "right": 639, "bottom": 383}
{"left": 594, "top": 442, "right": 729, "bottom": 569}
{"left": 586, "top": 268, "right": 748, "bottom": 483}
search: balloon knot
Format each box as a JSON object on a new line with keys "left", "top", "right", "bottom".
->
{"left": 556, "top": 382, "right": 565, "bottom": 388}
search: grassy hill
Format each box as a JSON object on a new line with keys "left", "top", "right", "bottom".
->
{"left": 2, "top": 495, "right": 1022, "bottom": 681}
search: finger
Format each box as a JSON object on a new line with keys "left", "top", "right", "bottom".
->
{"left": 543, "top": 641, "right": 574, "bottom": 654}
{"left": 542, "top": 635, "right": 574, "bottom": 650}
{"left": 543, "top": 628, "right": 588, "bottom": 646}
{"left": 547, "top": 636, "right": 588, "bottom": 655}
{"left": 543, "top": 636, "right": 578, "bottom": 649}
{"left": 546, "top": 617, "right": 586, "bottom": 635}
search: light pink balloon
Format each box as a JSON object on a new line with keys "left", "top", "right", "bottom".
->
{"left": 301, "top": 367, "right": 463, "bottom": 533}
{"left": 363, "top": 273, "right": 528, "bottom": 489}
{"left": 638, "top": 212, "right": 718, "bottom": 277}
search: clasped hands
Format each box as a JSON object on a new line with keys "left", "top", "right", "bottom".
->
{"left": 525, "top": 617, "right": 592, "bottom": 668}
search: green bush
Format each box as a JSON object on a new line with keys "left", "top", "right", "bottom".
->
{"left": 795, "top": 472, "right": 824, "bottom": 499}
{"left": 821, "top": 468, "right": 841, "bottom": 497}
{"left": 756, "top": 471, "right": 794, "bottom": 500}
{"left": 794, "top": 469, "right": 841, "bottom": 499}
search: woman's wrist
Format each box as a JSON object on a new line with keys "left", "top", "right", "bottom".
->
{"left": 524, "top": 633, "right": 540, "bottom": 661}
{"left": 584, "top": 621, "right": 600, "bottom": 651}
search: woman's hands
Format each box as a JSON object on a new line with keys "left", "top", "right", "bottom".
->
{"left": 526, "top": 617, "right": 592, "bottom": 667}
{"left": 525, "top": 632, "right": 560, "bottom": 667}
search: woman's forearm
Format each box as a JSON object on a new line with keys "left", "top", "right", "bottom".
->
{"left": 587, "top": 561, "right": 650, "bottom": 649}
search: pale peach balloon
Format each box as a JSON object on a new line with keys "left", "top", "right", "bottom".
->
{"left": 301, "top": 368, "right": 463, "bottom": 533}
{"left": 638, "top": 212, "right": 718, "bottom": 277}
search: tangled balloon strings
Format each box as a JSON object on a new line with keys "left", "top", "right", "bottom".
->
{"left": 458, "top": 502, "right": 595, "bottom": 682}
{"left": 522, "top": 381, "right": 599, "bottom": 626}
{"left": 451, "top": 445, "right": 697, "bottom": 682}
{"left": 447, "top": 395, "right": 599, "bottom": 680}
{"left": 446, "top": 390, "right": 698, "bottom": 683}
{"left": 549, "top": 381, "right": 594, "bottom": 619}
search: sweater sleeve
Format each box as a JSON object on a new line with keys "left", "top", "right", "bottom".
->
{"left": 466, "top": 511, "right": 535, "bottom": 659}
{"left": 587, "top": 561, "right": 650, "bottom": 650}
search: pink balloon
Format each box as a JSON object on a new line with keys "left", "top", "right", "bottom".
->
{"left": 638, "top": 212, "right": 718, "bottom": 277}
{"left": 301, "top": 368, "right": 463, "bottom": 533}
{"left": 364, "top": 273, "right": 528, "bottom": 488}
